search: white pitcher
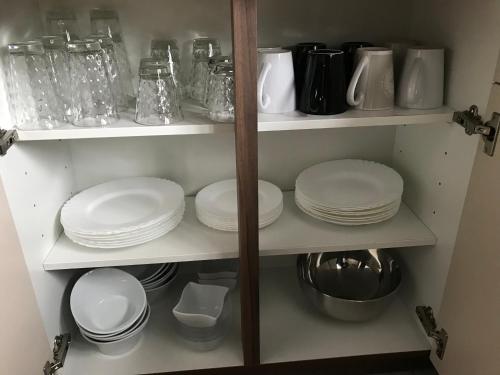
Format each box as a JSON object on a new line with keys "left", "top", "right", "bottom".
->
{"left": 397, "top": 47, "right": 444, "bottom": 109}
{"left": 257, "top": 48, "right": 296, "bottom": 113}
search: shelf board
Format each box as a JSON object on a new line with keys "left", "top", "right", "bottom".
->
{"left": 62, "top": 273, "right": 242, "bottom": 375}
{"left": 16, "top": 105, "right": 453, "bottom": 141}
{"left": 43, "top": 192, "right": 436, "bottom": 270}
{"left": 260, "top": 267, "right": 430, "bottom": 364}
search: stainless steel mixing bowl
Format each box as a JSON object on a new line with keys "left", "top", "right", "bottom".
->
{"left": 297, "top": 250, "right": 401, "bottom": 321}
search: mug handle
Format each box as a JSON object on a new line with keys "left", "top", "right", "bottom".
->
{"left": 257, "top": 62, "right": 272, "bottom": 109}
{"left": 407, "top": 57, "right": 424, "bottom": 104}
{"left": 347, "top": 55, "right": 369, "bottom": 106}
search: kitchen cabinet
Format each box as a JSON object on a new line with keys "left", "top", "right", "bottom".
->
{"left": 0, "top": 0, "right": 499, "bottom": 374}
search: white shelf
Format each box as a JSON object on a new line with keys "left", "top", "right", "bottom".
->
{"left": 43, "top": 192, "right": 436, "bottom": 270}
{"left": 62, "top": 273, "right": 242, "bottom": 375}
{"left": 16, "top": 106, "right": 453, "bottom": 141}
{"left": 260, "top": 267, "right": 430, "bottom": 364}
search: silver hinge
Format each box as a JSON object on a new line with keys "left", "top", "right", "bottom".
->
{"left": 416, "top": 306, "right": 448, "bottom": 360}
{"left": 0, "top": 129, "right": 17, "bottom": 156}
{"left": 43, "top": 334, "right": 71, "bottom": 375}
{"left": 453, "top": 105, "right": 500, "bottom": 156}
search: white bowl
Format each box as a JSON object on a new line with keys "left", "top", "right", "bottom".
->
{"left": 71, "top": 268, "right": 147, "bottom": 335}
{"left": 173, "top": 282, "right": 229, "bottom": 328}
{"left": 143, "top": 263, "right": 178, "bottom": 289}
{"left": 118, "top": 263, "right": 165, "bottom": 281}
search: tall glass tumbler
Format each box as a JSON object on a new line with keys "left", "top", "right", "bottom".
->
{"left": 190, "top": 38, "right": 221, "bottom": 102}
{"left": 135, "top": 59, "right": 183, "bottom": 126}
{"left": 40, "top": 36, "right": 72, "bottom": 122}
{"left": 86, "top": 34, "right": 127, "bottom": 110}
{"left": 203, "top": 55, "right": 232, "bottom": 107}
{"left": 150, "top": 39, "right": 182, "bottom": 97}
{"left": 299, "top": 49, "right": 347, "bottom": 115}
{"left": 46, "top": 10, "right": 80, "bottom": 42}
{"left": 90, "top": 9, "right": 134, "bottom": 105}
{"left": 7, "top": 41, "right": 65, "bottom": 129}
{"left": 207, "top": 62, "right": 234, "bottom": 123}
{"left": 67, "top": 40, "right": 118, "bottom": 126}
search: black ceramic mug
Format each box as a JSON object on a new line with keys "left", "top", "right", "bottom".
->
{"left": 299, "top": 49, "right": 347, "bottom": 115}
{"left": 289, "top": 42, "right": 327, "bottom": 101}
{"left": 341, "top": 41, "right": 373, "bottom": 81}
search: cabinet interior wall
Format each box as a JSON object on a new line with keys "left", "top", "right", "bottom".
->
{"left": 0, "top": 0, "right": 499, "bottom": 359}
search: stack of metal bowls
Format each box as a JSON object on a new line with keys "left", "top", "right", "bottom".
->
{"left": 297, "top": 249, "right": 402, "bottom": 321}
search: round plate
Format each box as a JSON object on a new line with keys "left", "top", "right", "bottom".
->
{"left": 61, "top": 177, "right": 185, "bottom": 235}
{"left": 295, "top": 160, "right": 403, "bottom": 210}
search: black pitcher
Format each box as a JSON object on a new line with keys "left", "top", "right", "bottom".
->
{"left": 299, "top": 49, "right": 347, "bottom": 115}
{"left": 290, "top": 42, "right": 327, "bottom": 101}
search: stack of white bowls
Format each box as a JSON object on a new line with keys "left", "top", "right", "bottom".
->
{"left": 70, "top": 268, "right": 149, "bottom": 356}
{"left": 195, "top": 179, "right": 283, "bottom": 231}
{"left": 61, "top": 177, "right": 185, "bottom": 248}
{"left": 295, "top": 160, "right": 404, "bottom": 226}
{"left": 120, "top": 263, "right": 179, "bottom": 302}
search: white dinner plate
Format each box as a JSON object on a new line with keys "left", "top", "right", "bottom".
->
{"left": 61, "top": 177, "right": 185, "bottom": 235}
{"left": 295, "top": 160, "right": 403, "bottom": 210}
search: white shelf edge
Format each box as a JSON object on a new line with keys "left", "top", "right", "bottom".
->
{"left": 44, "top": 192, "right": 436, "bottom": 271}
{"left": 16, "top": 106, "right": 454, "bottom": 141}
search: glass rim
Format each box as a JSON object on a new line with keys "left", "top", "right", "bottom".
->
{"left": 86, "top": 34, "right": 114, "bottom": 47}
{"left": 67, "top": 40, "right": 102, "bottom": 53}
{"left": 8, "top": 41, "right": 44, "bottom": 55}
{"left": 39, "top": 35, "right": 66, "bottom": 49}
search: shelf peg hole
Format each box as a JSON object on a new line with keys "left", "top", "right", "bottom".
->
{"left": 433, "top": 210, "right": 437, "bottom": 215}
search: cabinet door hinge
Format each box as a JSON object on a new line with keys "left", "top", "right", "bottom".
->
{"left": 416, "top": 306, "right": 448, "bottom": 360}
{"left": 43, "top": 333, "right": 71, "bottom": 375}
{"left": 0, "top": 128, "right": 17, "bottom": 156}
{"left": 453, "top": 105, "right": 500, "bottom": 156}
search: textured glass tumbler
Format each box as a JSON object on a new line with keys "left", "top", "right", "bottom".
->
{"left": 90, "top": 9, "right": 134, "bottom": 105}
{"left": 203, "top": 55, "right": 232, "bottom": 107}
{"left": 67, "top": 40, "right": 118, "bottom": 126}
{"left": 207, "top": 63, "right": 234, "bottom": 123}
{"left": 190, "top": 38, "right": 221, "bottom": 102}
{"left": 135, "top": 60, "right": 183, "bottom": 126}
{"left": 150, "top": 39, "right": 183, "bottom": 97}
{"left": 7, "top": 41, "right": 65, "bottom": 129}
{"left": 86, "top": 34, "right": 127, "bottom": 109}
{"left": 40, "top": 36, "right": 72, "bottom": 122}
{"left": 46, "top": 9, "right": 80, "bottom": 42}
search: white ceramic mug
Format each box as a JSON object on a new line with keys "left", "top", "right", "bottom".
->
{"left": 384, "top": 41, "right": 418, "bottom": 86}
{"left": 347, "top": 47, "right": 394, "bottom": 110}
{"left": 397, "top": 47, "right": 444, "bottom": 109}
{"left": 257, "top": 48, "right": 296, "bottom": 113}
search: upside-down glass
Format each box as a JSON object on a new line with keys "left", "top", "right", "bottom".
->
{"left": 203, "top": 55, "right": 232, "bottom": 107}
{"left": 150, "top": 39, "right": 183, "bottom": 97}
{"left": 135, "top": 59, "right": 183, "bottom": 126}
{"left": 86, "top": 34, "right": 127, "bottom": 110}
{"left": 90, "top": 9, "right": 134, "bottom": 106}
{"left": 7, "top": 41, "right": 65, "bottom": 129}
{"left": 40, "top": 36, "right": 72, "bottom": 122}
{"left": 207, "top": 62, "right": 234, "bottom": 123}
{"left": 190, "top": 38, "right": 221, "bottom": 102}
{"left": 46, "top": 9, "right": 80, "bottom": 42}
{"left": 67, "top": 40, "right": 118, "bottom": 126}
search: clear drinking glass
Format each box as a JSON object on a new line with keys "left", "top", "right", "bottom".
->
{"left": 67, "top": 40, "right": 118, "bottom": 126}
{"left": 40, "top": 36, "right": 72, "bottom": 122}
{"left": 7, "top": 41, "right": 65, "bottom": 129}
{"left": 135, "top": 59, "right": 183, "bottom": 126}
{"left": 150, "top": 39, "right": 182, "bottom": 96}
{"left": 90, "top": 9, "right": 134, "bottom": 105}
{"left": 207, "top": 62, "right": 234, "bottom": 123}
{"left": 86, "top": 34, "right": 127, "bottom": 110}
{"left": 203, "top": 55, "right": 232, "bottom": 107}
{"left": 190, "top": 38, "right": 221, "bottom": 102}
{"left": 46, "top": 10, "right": 80, "bottom": 42}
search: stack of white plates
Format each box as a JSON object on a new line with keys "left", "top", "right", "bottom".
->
{"left": 70, "top": 268, "right": 150, "bottom": 356}
{"left": 120, "top": 263, "right": 179, "bottom": 302}
{"left": 195, "top": 179, "right": 283, "bottom": 231}
{"left": 295, "top": 160, "right": 403, "bottom": 226}
{"left": 61, "top": 177, "right": 185, "bottom": 248}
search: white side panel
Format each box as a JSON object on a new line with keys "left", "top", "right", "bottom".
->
{"left": 394, "top": 0, "right": 500, "bottom": 312}
{"left": 0, "top": 142, "right": 76, "bottom": 341}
